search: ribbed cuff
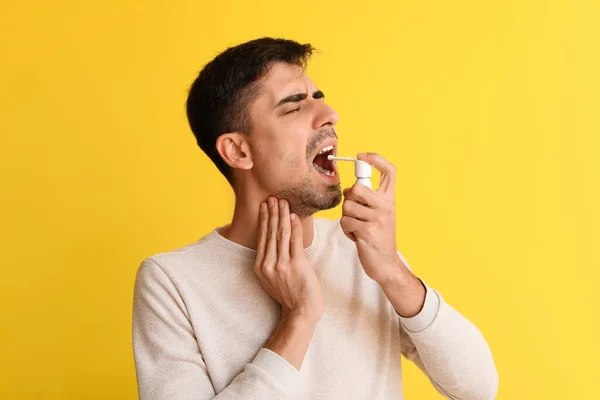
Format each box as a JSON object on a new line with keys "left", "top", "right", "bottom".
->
{"left": 399, "top": 279, "right": 441, "bottom": 333}
{"left": 251, "top": 348, "right": 302, "bottom": 393}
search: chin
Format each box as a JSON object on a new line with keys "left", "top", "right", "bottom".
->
{"left": 322, "top": 185, "right": 343, "bottom": 209}
{"left": 276, "top": 180, "right": 342, "bottom": 217}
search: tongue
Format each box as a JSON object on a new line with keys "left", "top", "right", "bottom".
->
{"left": 314, "top": 153, "right": 330, "bottom": 171}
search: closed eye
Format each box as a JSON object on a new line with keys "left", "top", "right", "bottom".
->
{"left": 285, "top": 108, "right": 301, "bottom": 114}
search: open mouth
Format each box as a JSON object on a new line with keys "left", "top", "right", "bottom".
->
{"left": 312, "top": 144, "right": 337, "bottom": 176}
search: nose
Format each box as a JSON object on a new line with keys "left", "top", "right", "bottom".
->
{"left": 312, "top": 101, "right": 339, "bottom": 131}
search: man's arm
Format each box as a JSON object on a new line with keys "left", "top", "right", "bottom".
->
{"left": 380, "top": 251, "right": 499, "bottom": 400}
{"left": 340, "top": 152, "right": 498, "bottom": 399}
{"left": 133, "top": 199, "right": 321, "bottom": 399}
{"left": 132, "top": 258, "right": 311, "bottom": 400}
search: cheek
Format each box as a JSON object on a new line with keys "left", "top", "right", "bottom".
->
{"left": 284, "top": 151, "right": 302, "bottom": 169}
{"left": 253, "top": 128, "right": 308, "bottom": 176}
{"left": 265, "top": 150, "right": 308, "bottom": 186}
{"left": 269, "top": 140, "right": 305, "bottom": 170}
{"left": 254, "top": 145, "right": 300, "bottom": 178}
{"left": 264, "top": 151, "right": 304, "bottom": 184}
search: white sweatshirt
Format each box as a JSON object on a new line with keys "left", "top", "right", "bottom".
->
{"left": 132, "top": 218, "right": 498, "bottom": 399}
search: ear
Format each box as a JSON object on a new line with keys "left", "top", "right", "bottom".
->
{"left": 216, "top": 133, "right": 253, "bottom": 170}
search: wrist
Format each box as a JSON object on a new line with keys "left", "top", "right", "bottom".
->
{"left": 378, "top": 254, "right": 415, "bottom": 291}
{"left": 265, "top": 309, "right": 319, "bottom": 371}
{"left": 378, "top": 256, "right": 427, "bottom": 318}
{"left": 283, "top": 307, "right": 321, "bottom": 328}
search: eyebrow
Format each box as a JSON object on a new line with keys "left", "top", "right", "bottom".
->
{"left": 274, "top": 90, "right": 325, "bottom": 109}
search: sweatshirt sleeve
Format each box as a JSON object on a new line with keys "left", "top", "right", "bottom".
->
{"left": 132, "top": 258, "right": 302, "bottom": 400}
{"left": 395, "top": 251, "right": 499, "bottom": 400}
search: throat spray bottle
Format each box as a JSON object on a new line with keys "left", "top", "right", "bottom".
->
{"left": 327, "top": 155, "right": 372, "bottom": 189}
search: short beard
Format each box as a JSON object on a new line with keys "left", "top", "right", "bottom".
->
{"left": 275, "top": 175, "right": 342, "bottom": 217}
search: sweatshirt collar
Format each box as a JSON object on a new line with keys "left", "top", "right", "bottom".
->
{"left": 210, "top": 219, "right": 320, "bottom": 260}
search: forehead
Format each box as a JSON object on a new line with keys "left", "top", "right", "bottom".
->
{"left": 258, "top": 62, "right": 316, "bottom": 105}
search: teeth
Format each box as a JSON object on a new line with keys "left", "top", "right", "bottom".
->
{"left": 313, "top": 144, "right": 336, "bottom": 176}
{"left": 319, "top": 145, "right": 334, "bottom": 154}
{"left": 313, "top": 162, "right": 335, "bottom": 176}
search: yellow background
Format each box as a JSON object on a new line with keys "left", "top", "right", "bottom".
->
{"left": 1, "top": 0, "right": 599, "bottom": 398}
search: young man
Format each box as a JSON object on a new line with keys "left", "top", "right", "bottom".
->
{"left": 132, "top": 37, "right": 498, "bottom": 399}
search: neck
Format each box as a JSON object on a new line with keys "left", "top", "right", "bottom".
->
{"left": 218, "top": 186, "right": 315, "bottom": 251}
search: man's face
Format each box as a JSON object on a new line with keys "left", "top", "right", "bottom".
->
{"left": 247, "top": 62, "right": 342, "bottom": 217}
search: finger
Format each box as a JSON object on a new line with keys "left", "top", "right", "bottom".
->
{"left": 342, "top": 198, "right": 377, "bottom": 222}
{"left": 357, "top": 152, "right": 396, "bottom": 198}
{"left": 340, "top": 215, "right": 363, "bottom": 242}
{"left": 254, "top": 202, "right": 268, "bottom": 271}
{"left": 344, "top": 183, "right": 385, "bottom": 209}
{"left": 290, "top": 213, "right": 304, "bottom": 259}
{"left": 277, "top": 199, "right": 291, "bottom": 262}
{"left": 264, "top": 196, "right": 279, "bottom": 271}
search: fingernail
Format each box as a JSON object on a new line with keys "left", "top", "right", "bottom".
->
{"left": 358, "top": 153, "right": 367, "bottom": 158}
{"left": 268, "top": 197, "right": 275, "bottom": 207}
{"left": 260, "top": 202, "right": 266, "bottom": 211}
{"left": 290, "top": 213, "right": 296, "bottom": 221}
{"left": 279, "top": 199, "right": 285, "bottom": 209}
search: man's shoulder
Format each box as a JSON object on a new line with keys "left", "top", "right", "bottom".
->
{"left": 136, "top": 230, "right": 221, "bottom": 279}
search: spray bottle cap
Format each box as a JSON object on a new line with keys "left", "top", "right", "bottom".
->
{"left": 354, "top": 160, "right": 372, "bottom": 179}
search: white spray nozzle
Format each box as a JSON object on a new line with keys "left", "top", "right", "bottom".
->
{"left": 327, "top": 155, "right": 372, "bottom": 188}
